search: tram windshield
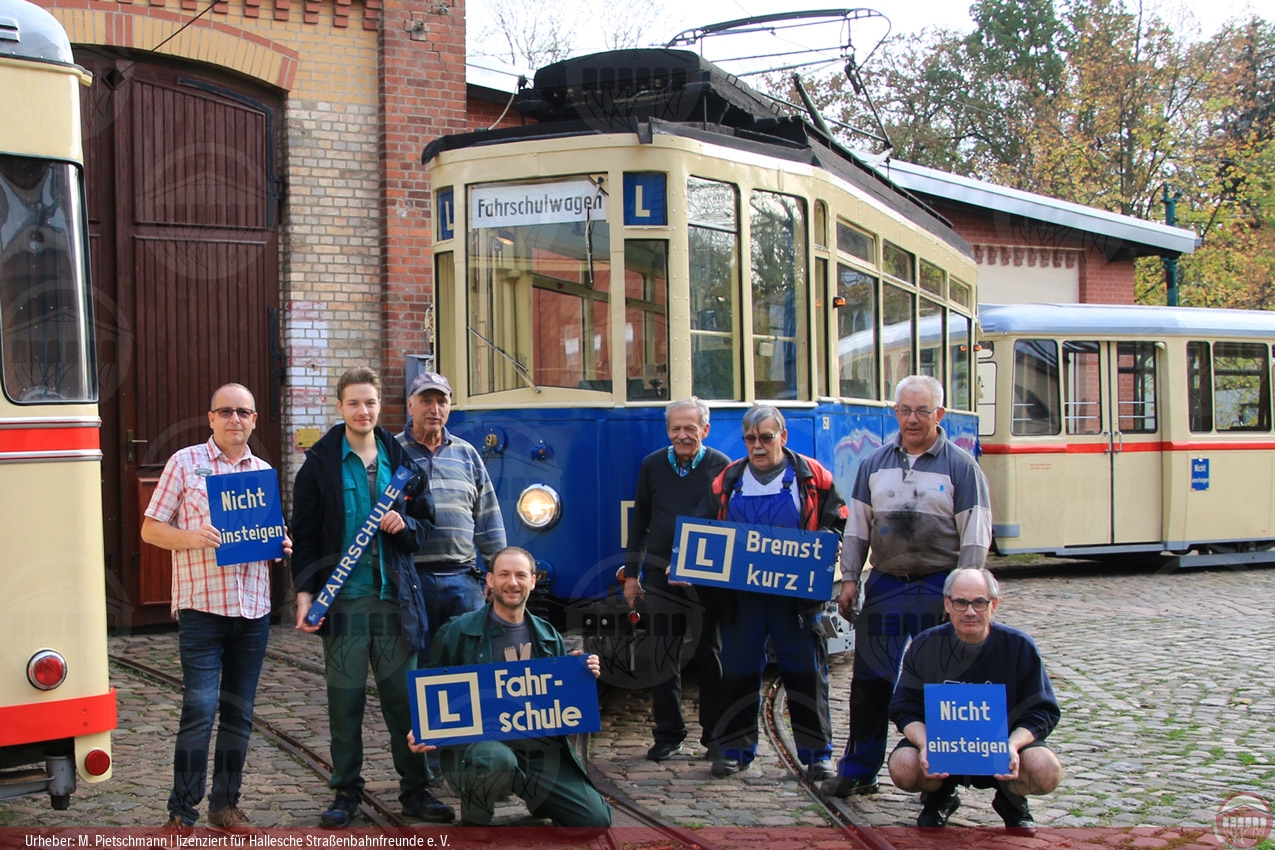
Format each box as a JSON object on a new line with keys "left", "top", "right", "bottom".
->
{"left": 467, "top": 177, "right": 610, "bottom": 395}
{"left": 0, "top": 156, "right": 95, "bottom": 404}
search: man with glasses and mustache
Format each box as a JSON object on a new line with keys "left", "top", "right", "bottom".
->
{"left": 888, "top": 567, "right": 1062, "bottom": 831}
{"left": 707, "top": 406, "right": 847, "bottom": 780}
{"left": 142, "top": 384, "right": 292, "bottom": 832}
{"left": 824, "top": 375, "right": 992, "bottom": 800}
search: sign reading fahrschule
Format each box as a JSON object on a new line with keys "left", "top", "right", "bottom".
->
{"left": 408, "top": 656, "right": 601, "bottom": 747}
{"left": 206, "top": 470, "right": 286, "bottom": 567}
{"left": 670, "top": 518, "right": 838, "bottom": 601}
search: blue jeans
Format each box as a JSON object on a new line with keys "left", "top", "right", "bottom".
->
{"left": 168, "top": 609, "right": 270, "bottom": 824}
{"left": 418, "top": 568, "right": 485, "bottom": 656}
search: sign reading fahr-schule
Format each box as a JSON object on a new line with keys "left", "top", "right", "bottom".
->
{"left": 670, "top": 518, "right": 838, "bottom": 602}
{"left": 408, "top": 656, "right": 602, "bottom": 747}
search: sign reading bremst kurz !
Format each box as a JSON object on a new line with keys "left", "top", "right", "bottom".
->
{"left": 670, "top": 518, "right": 838, "bottom": 601}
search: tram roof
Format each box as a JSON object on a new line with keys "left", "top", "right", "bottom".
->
{"left": 437, "top": 49, "right": 971, "bottom": 258}
{"left": 0, "top": 0, "right": 78, "bottom": 66}
{"left": 979, "top": 302, "right": 1275, "bottom": 339}
{"left": 881, "top": 160, "right": 1200, "bottom": 258}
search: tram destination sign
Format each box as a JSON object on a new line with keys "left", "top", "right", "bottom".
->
{"left": 206, "top": 470, "right": 286, "bottom": 567}
{"left": 670, "top": 518, "right": 838, "bottom": 601}
{"left": 923, "top": 683, "right": 1010, "bottom": 776}
{"left": 409, "top": 656, "right": 602, "bottom": 746}
{"left": 471, "top": 178, "right": 607, "bottom": 228}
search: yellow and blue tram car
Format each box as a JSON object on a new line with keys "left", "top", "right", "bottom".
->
{"left": 0, "top": 0, "right": 115, "bottom": 808}
{"left": 423, "top": 50, "right": 980, "bottom": 624}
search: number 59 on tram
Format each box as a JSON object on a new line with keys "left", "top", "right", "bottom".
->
{"left": 0, "top": 0, "right": 116, "bottom": 809}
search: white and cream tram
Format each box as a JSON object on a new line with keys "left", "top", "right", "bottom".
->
{"left": 423, "top": 49, "right": 979, "bottom": 629}
{"left": 977, "top": 302, "right": 1275, "bottom": 562}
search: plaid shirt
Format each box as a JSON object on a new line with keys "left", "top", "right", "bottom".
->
{"left": 145, "top": 437, "right": 274, "bottom": 619}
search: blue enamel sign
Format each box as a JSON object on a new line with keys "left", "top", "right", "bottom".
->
{"left": 409, "top": 655, "right": 601, "bottom": 746}
{"left": 1191, "top": 457, "right": 1209, "bottom": 491}
{"left": 923, "top": 683, "right": 1010, "bottom": 776}
{"left": 437, "top": 187, "right": 455, "bottom": 241}
{"left": 670, "top": 518, "right": 838, "bottom": 601}
{"left": 304, "top": 466, "right": 413, "bottom": 626}
{"left": 206, "top": 470, "right": 285, "bottom": 567}
{"left": 623, "top": 172, "right": 666, "bottom": 226}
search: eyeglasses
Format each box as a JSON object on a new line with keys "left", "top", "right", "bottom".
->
{"left": 948, "top": 597, "right": 991, "bottom": 612}
{"left": 743, "top": 432, "right": 779, "bottom": 445}
{"left": 896, "top": 406, "right": 935, "bottom": 420}
{"left": 212, "top": 407, "right": 256, "bottom": 419}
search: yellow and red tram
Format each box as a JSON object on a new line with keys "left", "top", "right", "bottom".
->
{"left": 0, "top": 0, "right": 115, "bottom": 808}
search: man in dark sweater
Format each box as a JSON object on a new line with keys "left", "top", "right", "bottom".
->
{"left": 623, "top": 398, "right": 730, "bottom": 762}
{"left": 888, "top": 567, "right": 1062, "bottom": 832}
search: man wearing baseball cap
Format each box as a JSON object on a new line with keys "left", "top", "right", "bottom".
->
{"left": 398, "top": 371, "right": 507, "bottom": 658}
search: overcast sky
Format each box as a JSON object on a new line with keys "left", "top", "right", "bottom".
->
{"left": 468, "top": 0, "right": 1266, "bottom": 76}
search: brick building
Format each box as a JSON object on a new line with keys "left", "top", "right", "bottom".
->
{"left": 878, "top": 161, "right": 1199, "bottom": 305}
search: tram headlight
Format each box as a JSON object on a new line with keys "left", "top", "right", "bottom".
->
{"left": 516, "top": 484, "right": 561, "bottom": 530}
{"left": 28, "top": 650, "right": 67, "bottom": 690}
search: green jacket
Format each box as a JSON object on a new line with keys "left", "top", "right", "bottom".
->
{"left": 426, "top": 603, "right": 594, "bottom": 779}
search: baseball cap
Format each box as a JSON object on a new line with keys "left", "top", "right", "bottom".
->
{"left": 409, "top": 371, "right": 452, "bottom": 397}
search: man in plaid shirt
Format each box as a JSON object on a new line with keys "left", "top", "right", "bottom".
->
{"left": 142, "top": 383, "right": 290, "bottom": 832}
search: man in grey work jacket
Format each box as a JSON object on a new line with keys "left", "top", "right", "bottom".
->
{"left": 823, "top": 374, "right": 992, "bottom": 798}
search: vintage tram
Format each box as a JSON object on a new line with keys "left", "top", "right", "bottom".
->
{"left": 0, "top": 0, "right": 116, "bottom": 807}
{"left": 977, "top": 302, "right": 1275, "bottom": 562}
{"left": 422, "top": 49, "right": 980, "bottom": 629}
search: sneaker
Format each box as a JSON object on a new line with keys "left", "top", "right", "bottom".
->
{"left": 992, "top": 789, "right": 1036, "bottom": 834}
{"left": 820, "top": 775, "right": 879, "bottom": 797}
{"left": 917, "top": 787, "right": 961, "bottom": 828}
{"left": 401, "top": 787, "right": 456, "bottom": 823}
{"left": 805, "top": 760, "right": 836, "bottom": 782}
{"left": 646, "top": 741, "right": 684, "bottom": 762}
{"left": 710, "top": 755, "right": 749, "bottom": 777}
{"left": 208, "top": 806, "right": 258, "bottom": 833}
{"left": 320, "top": 791, "right": 361, "bottom": 829}
{"left": 161, "top": 816, "right": 193, "bottom": 836}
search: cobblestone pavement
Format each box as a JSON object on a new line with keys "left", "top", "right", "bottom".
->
{"left": 2, "top": 561, "right": 1273, "bottom": 836}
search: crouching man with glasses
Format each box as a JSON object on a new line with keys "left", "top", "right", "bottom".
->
{"left": 825, "top": 375, "right": 993, "bottom": 799}
{"left": 888, "top": 567, "right": 1063, "bottom": 832}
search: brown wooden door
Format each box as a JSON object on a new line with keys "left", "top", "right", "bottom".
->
{"left": 79, "top": 53, "right": 285, "bottom": 628}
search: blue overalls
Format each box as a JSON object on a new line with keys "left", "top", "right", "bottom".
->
{"left": 715, "top": 464, "right": 833, "bottom": 767}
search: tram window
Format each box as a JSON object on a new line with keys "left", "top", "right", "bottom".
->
{"left": 466, "top": 177, "right": 611, "bottom": 395}
{"left": 0, "top": 157, "right": 94, "bottom": 404}
{"left": 836, "top": 221, "right": 874, "bottom": 264}
{"left": 1116, "top": 341, "right": 1157, "bottom": 433}
{"left": 920, "top": 261, "right": 946, "bottom": 298}
{"left": 882, "top": 283, "right": 914, "bottom": 401}
{"left": 624, "top": 240, "right": 669, "bottom": 401}
{"left": 1187, "top": 341, "right": 1213, "bottom": 432}
{"left": 434, "top": 252, "right": 455, "bottom": 381}
{"left": 837, "top": 265, "right": 877, "bottom": 400}
{"left": 950, "top": 312, "right": 972, "bottom": 411}
{"left": 918, "top": 297, "right": 945, "bottom": 389}
{"left": 815, "top": 258, "right": 828, "bottom": 396}
{"left": 950, "top": 277, "right": 973, "bottom": 310}
{"left": 750, "top": 191, "right": 807, "bottom": 401}
{"left": 1213, "top": 341, "right": 1270, "bottom": 432}
{"left": 883, "top": 241, "right": 915, "bottom": 284}
{"left": 688, "top": 177, "right": 740, "bottom": 400}
{"left": 814, "top": 201, "right": 828, "bottom": 249}
{"left": 1063, "top": 341, "right": 1102, "bottom": 435}
{"left": 1011, "top": 339, "right": 1060, "bottom": 436}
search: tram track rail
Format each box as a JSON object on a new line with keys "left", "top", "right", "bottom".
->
{"left": 108, "top": 652, "right": 408, "bottom": 829}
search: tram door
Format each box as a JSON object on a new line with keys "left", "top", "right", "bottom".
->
{"left": 1062, "top": 339, "right": 1163, "bottom": 546}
